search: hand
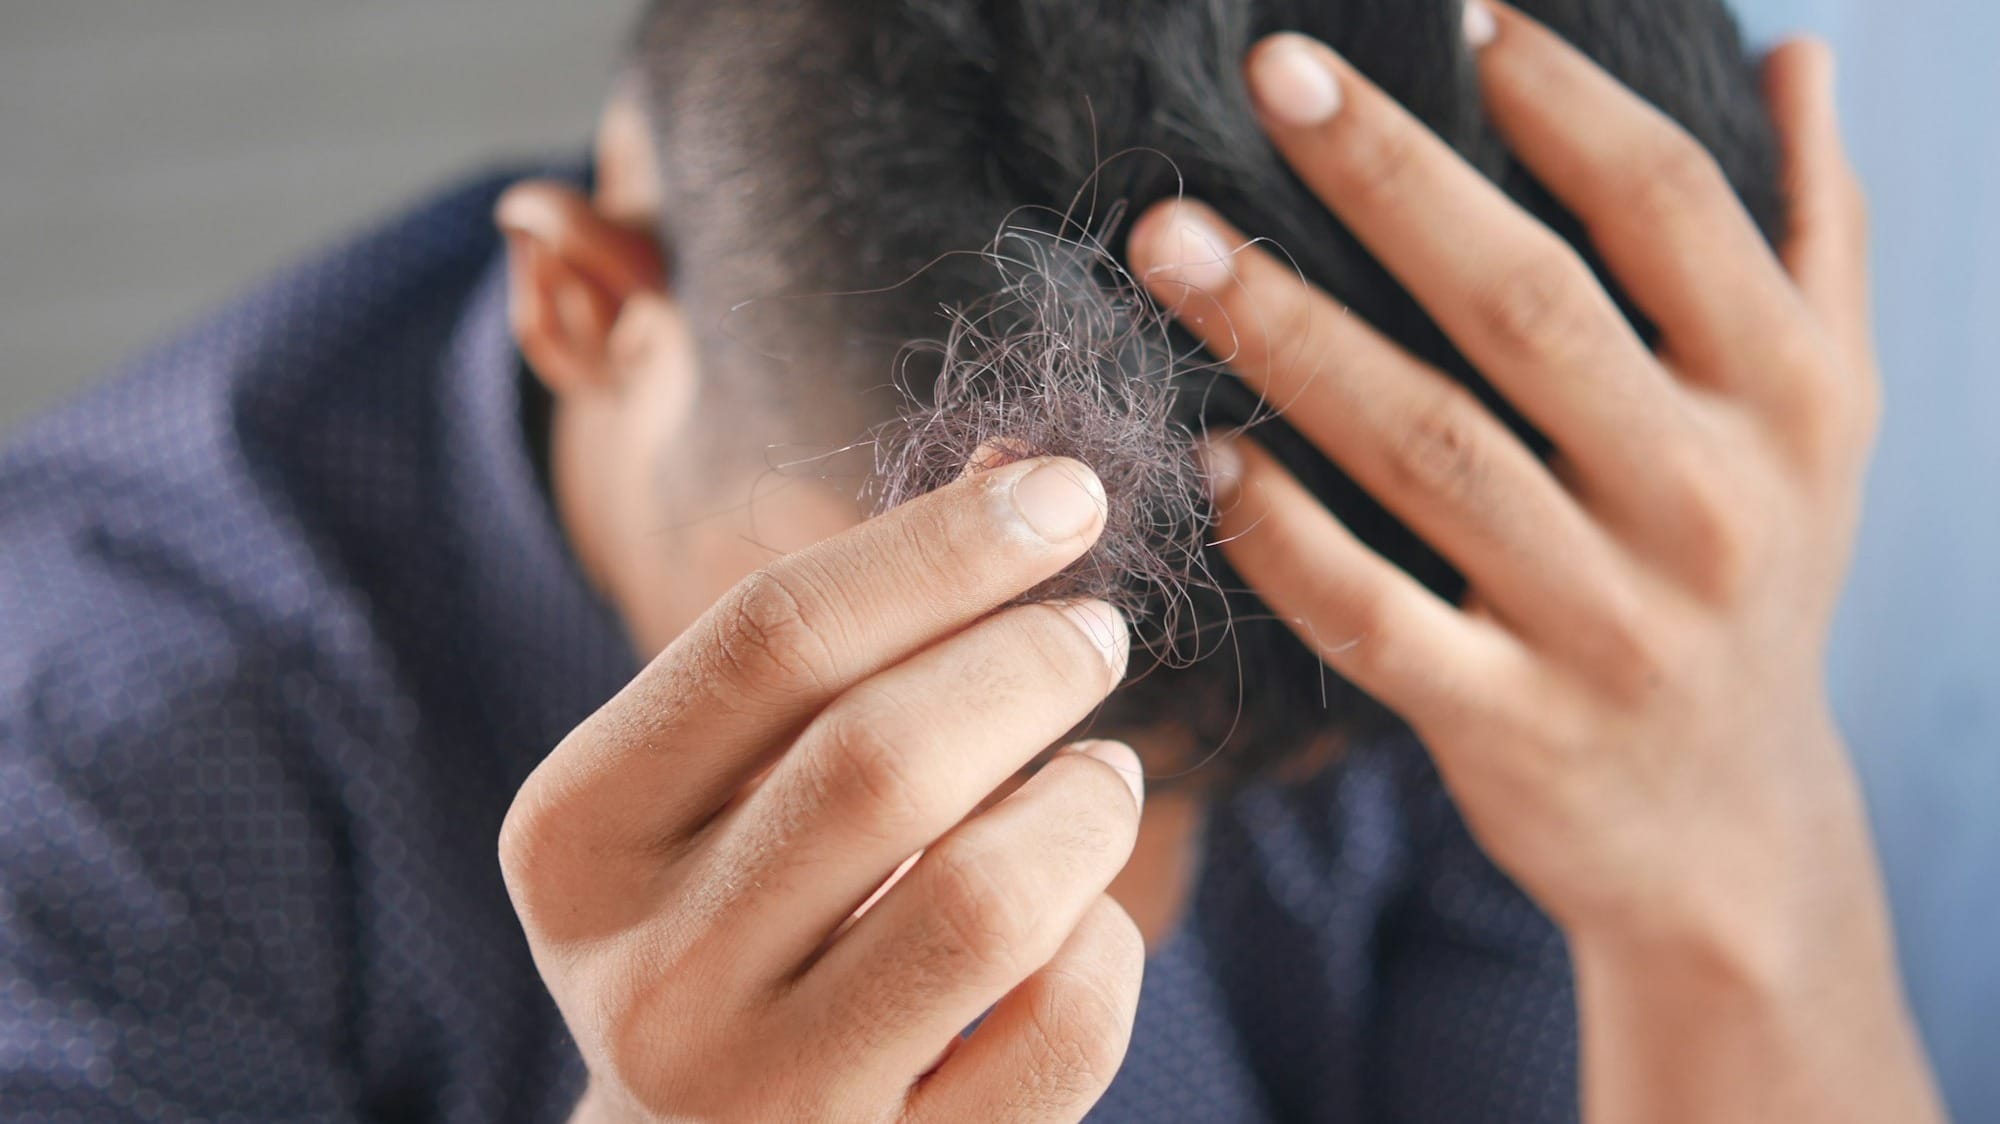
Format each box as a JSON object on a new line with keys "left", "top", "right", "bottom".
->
{"left": 1128, "top": 7, "right": 1941, "bottom": 1122}
{"left": 500, "top": 456, "right": 1147, "bottom": 1123}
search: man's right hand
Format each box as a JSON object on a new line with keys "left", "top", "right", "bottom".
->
{"left": 498, "top": 455, "right": 1147, "bottom": 1123}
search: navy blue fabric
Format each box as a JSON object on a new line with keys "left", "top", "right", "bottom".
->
{"left": 0, "top": 169, "right": 1576, "bottom": 1122}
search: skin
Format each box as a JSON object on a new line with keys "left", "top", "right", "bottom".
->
{"left": 495, "top": 4, "right": 1945, "bottom": 1121}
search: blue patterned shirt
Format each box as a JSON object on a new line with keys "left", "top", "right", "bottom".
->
{"left": 0, "top": 169, "right": 1577, "bottom": 1122}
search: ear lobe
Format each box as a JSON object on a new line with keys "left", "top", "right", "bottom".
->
{"left": 497, "top": 179, "right": 667, "bottom": 399}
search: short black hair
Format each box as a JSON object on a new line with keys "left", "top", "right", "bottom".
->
{"left": 629, "top": 0, "right": 1781, "bottom": 791}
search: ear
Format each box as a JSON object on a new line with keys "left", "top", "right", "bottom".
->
{"left": 496, "top": 178, "right": 667, "bottom": 400}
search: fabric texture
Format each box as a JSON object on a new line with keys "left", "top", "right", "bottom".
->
{"left": 0, "top": 170, "right": 1577, "bottom": 1122}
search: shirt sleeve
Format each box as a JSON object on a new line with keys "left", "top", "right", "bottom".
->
{"left": 1, "top": 581, "right": 366, "bottom": 1121}
{"left": 1364, "top": 754, "right": 1582, "bottom": 1124}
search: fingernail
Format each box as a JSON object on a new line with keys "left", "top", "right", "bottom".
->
{"left": 1009, "top": 459, "right": 1107, "bottom": 543}
{"left": 1249, "top": 35, "right": 1344, "bottom": 128}
{"left": 1147, "top": 209, "right": 1236, "bottom": 295}
{"left": 1074, "top": 740, "right": 1146, "bottom": 811}
{"left": 1055, "top": 600, "right": 1129, "bottom": 675}
{"left": 1464, "top": 1, "right": 1497, "bottom": 49}
{"left": 1197, "top": 438, "right": 1243, "bottom": 504}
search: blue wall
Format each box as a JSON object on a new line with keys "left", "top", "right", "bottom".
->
{"left": 1730, "top": 1, "right": 1999, "bottom": 1117}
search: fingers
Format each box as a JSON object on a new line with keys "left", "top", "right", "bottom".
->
{"left": 1128, "top": 204, "right": 1625, "bottom": 642}
{"left": 1224, "top": 33, "right": 1694, "bottom": 510}
{"left": 712, "top": 597, "right": 1131, "bottom": 972}
{"left": 905, "top": 895, "right": 1145, "bottom": 1124}
{"left": 502, "top": 456, "right": 1108, "bottom": 931}
{"left": 790, "top": 742, "right": 1145, "bottom": 1100}
{"left": 1763, "top": 38, "right": 1875, "bottom": 366}
{"left": 1473, "top": 5, "right": 1809, "bottom": 389}
{"left": 1208, "top": 439, "right": 1527, "bottom": 730}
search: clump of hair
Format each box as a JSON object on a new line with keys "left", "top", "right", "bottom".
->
{"left": 865, "top": 210, "right": 1225, "bottom": 667}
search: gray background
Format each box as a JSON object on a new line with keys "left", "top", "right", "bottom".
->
{"left": 0, "top": 0, "right": 629, "bottom": 426}
{"left": 1, "top": 0, "right": 1994, "bottom": 1118}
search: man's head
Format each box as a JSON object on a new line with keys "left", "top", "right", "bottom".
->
{"left": 499, "top": 0, "right": 1780, "bottom": 791}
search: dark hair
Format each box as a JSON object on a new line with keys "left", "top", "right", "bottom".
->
{"left": 630, "top": 0, "right": 1782, "bottom": 792}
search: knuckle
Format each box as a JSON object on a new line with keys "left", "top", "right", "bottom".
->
{"left": 1067, "top": 901, "right": 1147, "bottom": 1009}
{"left": 496, "top": 754, "right": 666, "bottom": 948}
{"left": 1325, "top": 608, "right": 1405, "bottom": 691}
{"left": 597, "top": 962, "right": 715, "bottom": 1116}
{"left": 1597, "top": 594, "right": 1661, "bottom": 686}
{"left": 1236, "top": 277, "right": 1322, "bottom": 375}
{"left": 1093, "top": 902, "right": 1149, "bottom": 981}
{"left": 1011, "top": 977, "right": 1127, "bottom": 1110}
{"left": 1791, "top": 394, "right": 1856, "bottom": 472}
{"left": 885, "top": 497, "right": 964, "bottom": 586}
{"left": 1245, "top": 517, "right": 1406, "bottom": 685}
{"left": 1337, "top": 120, "right": 1425, "bottom": 211}
{"left": 1767, "top": 321, "right": 1838, "bottom": 389}
{"left": 1055, "top": 761, "right": 1142, "bottom": 855}
{"left": 1765, "top": 329, "right": 1858, "bottom": 461}
{"left": 1580, "top": 580, "right": 1681, "bottom": 703}
{"left": 495, "top": 781, "right": 548, "bottom": 890}
{"left": 925, "top": 839, "right": 1035, "bottom": 981}
{"left": 602, "top": 996, "right": 678, "bottom": 1108}
{"left": 1319, "top": 583, "right": 1397, "bottom": 674}
{"left": 717, "top": 566, "right": 845, "bottom": 694}
{"left": 1473, "top": 251, "right": 1600, "bottom": 362}
{"left": 599, "top": 949, "right": 813, "bottom": 1121}
{"left": 1517, "top": 726, "right": 1596, "bottom": 800}
{"left": 1655, "top": 446, "right": 1752, "bottom": 596}
{"left": 495, "top": 773, "right": 576, "bottom": 928}
{"left": 1341, "top": 575, "right": 1400, "bottom": 644}
{"left": 1688, "top": 512, "right": 1755, "bottom": 607}
{"left": 1382, "top": 387, "right": 1490, "bottom": 506}
{"left": 495, "top": 837, "right": 548, "bottom": 932}
{"left": 807, "top": 698, "right": 931, "bottom": 834}
{"left": 1626, "top": 131, "right": 1731, "bottom": 228}
{"left": 1472, "top": 669, "right": 1595, "bottom": 778}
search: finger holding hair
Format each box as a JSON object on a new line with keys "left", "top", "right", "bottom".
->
{"left": 501, "top": 455, "right": 1109, "bottom": 939}
{"left": 703, "top": 595, "right": 1131, "bottom": 976}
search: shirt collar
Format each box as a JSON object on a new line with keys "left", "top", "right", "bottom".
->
{"left": 436, "top": 247, "right": 640, "bottom": 758}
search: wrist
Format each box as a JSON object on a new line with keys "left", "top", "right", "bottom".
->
{"left": 1563, "top": 715, "right": 1882, "bottom": 998}
{"left": 1567, "top": 878, "right": 1943, "bottom": 1124}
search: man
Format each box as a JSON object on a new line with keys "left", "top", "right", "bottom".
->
{"left": 0, "top": 1, "right": 1943, "bottom": 1121}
